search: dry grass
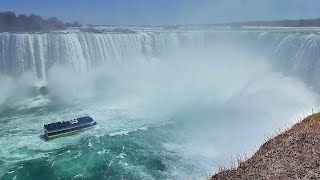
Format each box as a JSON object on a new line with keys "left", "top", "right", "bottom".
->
{"left": 211, "top": 113, "right": 320, "bottom": 180}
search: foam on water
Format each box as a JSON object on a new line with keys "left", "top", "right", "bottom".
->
{"left": 1, "top": 28, "right": 320, "bottom": 179}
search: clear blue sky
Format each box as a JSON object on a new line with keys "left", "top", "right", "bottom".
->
{"left": 1, "top": 0, "right": 320, "bottom": 25}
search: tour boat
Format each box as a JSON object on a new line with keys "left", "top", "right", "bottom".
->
{"left": 44, "top": 115, "right": 97, "bottom": 140}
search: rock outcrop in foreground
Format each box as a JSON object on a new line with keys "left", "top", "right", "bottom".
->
{"left": 212, "top": 113, "right": 320, "bottom": 179}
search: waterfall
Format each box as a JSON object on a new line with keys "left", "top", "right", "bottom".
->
{"left": 258, "top": 32, "right": 320, "bottom": 90}
{"left": 0, "top": 32, "right": 202, "bottom": 79}
{"left": 1, "top": 29, "right": 320, "bottom": 90}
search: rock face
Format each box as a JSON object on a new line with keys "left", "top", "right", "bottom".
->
{"left": 212, "top": 113, "right": 320, "bottom": 180}
{"left": 39, "top": 86, "right": 49, "bottom": 96}
{"left": 26, "top": 85, "right": 49, "bottom": 97}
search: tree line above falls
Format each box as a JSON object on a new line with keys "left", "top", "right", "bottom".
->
{"left": 225, "top": 18, "right": 320, "bottom": 27}
{"left": 0, "top": 12, "right": 82, "bottom": 32}
{"left": 2, "top": 11, "right": 320, "bottom": 32}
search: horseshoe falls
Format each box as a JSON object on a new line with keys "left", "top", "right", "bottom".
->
{"left": 0, "top": 28, "right": 319, "bottom": 180}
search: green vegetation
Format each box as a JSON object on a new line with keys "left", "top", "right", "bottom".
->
{"left": 0, "top": 11, "right": 82, "bottom": 31}
{"left": 226, "top": 18, "right": 320, "bottom": 27}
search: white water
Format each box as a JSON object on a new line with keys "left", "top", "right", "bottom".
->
{"left": 0, "top": 28, "right": 319, "bottom": 179}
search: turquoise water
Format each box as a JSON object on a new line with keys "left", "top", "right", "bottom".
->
{"left": 0, "top": 96, "right": 214, "bottom": 180}
{"left": 1, "top": 28, "right": 320, "bottom": 179}
{"left": 1, "top": 82, "right": 317, "bottom": 180}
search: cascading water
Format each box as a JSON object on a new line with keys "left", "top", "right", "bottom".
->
{"left": 2, "top": 30, "right": 320, "bottom": 87}
{"left": 0, "top": 32, "right": 203, "bottom": 79}
{"left": 0, "top": 28, "right": 319, "bottom": 180}
{"left": 256, "top": 31, "right": 320, "bottom": 89}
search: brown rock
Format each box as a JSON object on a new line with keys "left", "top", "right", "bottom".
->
{"left": 212, "top": 113, "right": 320, "bottom": 180}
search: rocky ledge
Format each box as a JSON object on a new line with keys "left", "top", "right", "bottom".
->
{"left": 212, "top": 113, "right": 320, "bottom": 179}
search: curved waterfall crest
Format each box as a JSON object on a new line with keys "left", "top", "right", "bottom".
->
{"left": 1, "top": 30, "right": 320, "bottom": 89}
{"left": 0, "top": 32, "right": 189, "bottom": 79}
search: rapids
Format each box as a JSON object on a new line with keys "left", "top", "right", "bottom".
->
{"left": 0, "top": 27, "right": 319, "bottom": 179}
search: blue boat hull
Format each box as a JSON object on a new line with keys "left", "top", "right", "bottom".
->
{"left": 44, "top": 116, "right": 97, "bottom": 140}
{"left": 46, "top": 121, "right": 97, "bottom": 140}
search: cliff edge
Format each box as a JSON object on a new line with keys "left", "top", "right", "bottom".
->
{"left": 212, "top": 113, "right": 320, "bottom": 179}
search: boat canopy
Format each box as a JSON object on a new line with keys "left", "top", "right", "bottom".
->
{"left": 44, "top": 116, "right": 94, "bottom": 132}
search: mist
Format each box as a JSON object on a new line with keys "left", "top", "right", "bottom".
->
{"left": 1, "top": 28, "right": 320, "bottom": 179}
{"left": 45, "top": 43, "right": 319, "bottom": 175}
{"left": 2, "top": 0, "right": 320, "bottom": 178}
{"left": 1, "top": 41, "right": 318, "bottom": 171}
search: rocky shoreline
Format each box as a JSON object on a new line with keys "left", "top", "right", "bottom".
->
{"left": 212, "top": 113, "right": 320, "bottom": 179}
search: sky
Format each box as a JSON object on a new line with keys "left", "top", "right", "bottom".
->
{"left": 1, "top": 0, "right": 320, "bottom": 25}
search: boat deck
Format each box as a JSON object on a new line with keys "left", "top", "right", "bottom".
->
{"left": 44, "top": 116, "right": 94, "bottom": 133}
